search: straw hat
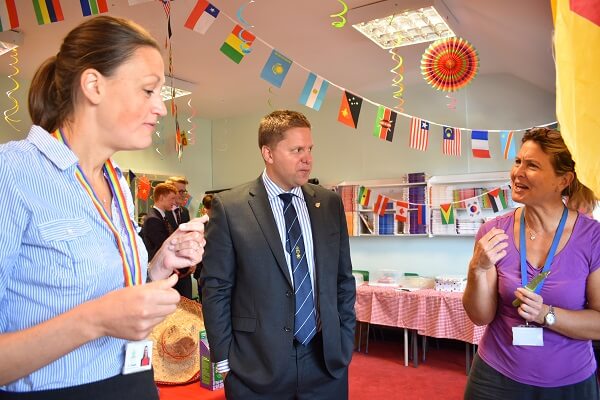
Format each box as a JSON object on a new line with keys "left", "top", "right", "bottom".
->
{"left": 149, "top": 297, "right": 205, "bottom": 385}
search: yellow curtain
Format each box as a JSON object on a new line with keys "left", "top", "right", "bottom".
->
{"left": 552, "top": 0, "right": 600, "bottom": 197}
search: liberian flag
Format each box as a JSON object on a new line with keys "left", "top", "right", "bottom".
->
{"left": 298, "top": 73, "right": 329, "bottom": 111}
{"left": 499, "top": 130, "right": 517, "bottom": 160}
{"left": 440, "top": 203, "right": 454, "bottom": 225}
{"left": 409, "top": 117, "right": 429, "bottom": 151}
{"left": 32, "top": 0, "right": 64, "bottom": 25}
{"left": 0, "top": 0, "right": 18, "bottom": 31}
{"left": 358, "top": 186, "right": 371, "bottom": 207}
{"left": 80, "top": 0, "right": 108, "bottom": 16}
{"left": 373, "top": 106, "right": 397, "bottom": 142}
{"left": 373, "top": 194, "right": 390, "bottom": 216}
{"left": 442, "top": 126, "right": 461, "bottom": 156}
{"left": 185, "top": 0, "right": 219, "bottom": 34}
{"left": 488, "top": 188, "right": 508, "bottom": 212}
{"left": 471, "top": 130, "right": 491, "bottom": 158}
{"left": 395, "top": 201, "right": 408, "bottom": 222}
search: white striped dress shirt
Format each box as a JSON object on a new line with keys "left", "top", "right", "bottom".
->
{"left": 0, "top": 126, "right": 148, "bottom": 391}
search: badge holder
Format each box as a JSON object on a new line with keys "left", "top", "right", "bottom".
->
{"left": 512, "top": 321, "right": 543, "bottom": 346}
{"left": 123, "top": 339, "right": 153, "bottom": 375}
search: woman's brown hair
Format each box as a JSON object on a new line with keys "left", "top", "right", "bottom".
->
{"left": 28, "top": 15, "right": 160, "bottom": 132}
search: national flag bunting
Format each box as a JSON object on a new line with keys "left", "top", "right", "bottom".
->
{"left": 357, "top": 186, "right": 371, "bottom": 207}
{"left": 127, "top": 170, "right": 136, "bottom": 185}
{"left": 373, "top": 106, "right": 397, "bottom": 142}
{"left": 440, "top": 203, "right": 454, "bottom": 225}
{"left": 0, "top": 0, "right": 19, "bottom": 31}
{"left": 409, "top": 117, "right": 430, "bottom": 151}
{"left": 32, "top": 0, "right": 64, "bottom": 25}
{"left": 137, "top": 176, "right": 151, "bottom": 201}
{"left": 298, "top": 73, "right": 329, "bottom": 111}
{"left": 220, "top": 25, "right": 255, "bottom": 64}
{"left": 260, "top": 49, "right": 292, "bottom": 88}
{"left": 499, "top": 130, "right": 517, "bottom": 160}
{"left": 487, "top": 188, "right": 508, "bottom": 212}
{"left": 466, "top": 199, "right": 481, "bottom": 218}
{"left": 442, "top": 126, "right": 462, "bottom": 156}
{"left": 471, "top": 130, "right": 491, "bottom": 158}
{"left": 417, "top": 204, "right": 426, "bottom": 225}
{"left": 161, "top": 0, "right": 171, "bottom": 17}
{"left": 395, "top": 201, "right": 408, "bottom": 222}
{"left": 185, "top": 0, "right": 219, "bottom": 34}
{"left": 373, "top": 194, "right": 390, "bottom": 216}
{"left": 80, "top": 0, "right": 108, "bottom": 16}
{"left": 337, "top": 91, "right": 362, "bottom": 129}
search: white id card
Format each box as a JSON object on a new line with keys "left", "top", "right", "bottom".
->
{"left": 122, "top": 340, "right": 153, "bottom": 375}
{"left": 512, "top": 326, "right": 544, "bottom": 346}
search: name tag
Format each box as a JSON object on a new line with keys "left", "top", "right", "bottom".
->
{"left": 123, "top": 340, "right": 153, "bottom": 375}
{"left": 512, "top": 326, "right": 544, "bottom": 346}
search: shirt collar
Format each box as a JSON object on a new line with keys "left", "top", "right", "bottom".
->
{"left": 27, "top": 125, "right": 123, "bottom": 178}
{"left": 261, "top": 169, "right": 304, "bottom": 201}
{"left": 153, "top": 206, "right": 166, "bottom": 217}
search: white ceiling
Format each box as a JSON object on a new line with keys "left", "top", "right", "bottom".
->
{"left": 0, "top": 0, "right": 554, "bottom": 120}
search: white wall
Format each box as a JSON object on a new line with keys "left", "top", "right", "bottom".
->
{"left": 210, "top": 74, "right": 555, "bottom": 277}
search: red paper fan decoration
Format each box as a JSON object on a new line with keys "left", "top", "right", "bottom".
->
{"left": 421, "top": 37, "right": 479, "bottom": 92}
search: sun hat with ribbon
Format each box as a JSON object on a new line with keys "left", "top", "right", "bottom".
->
{"left": 149, "top": 296, "right": 204, "bottom": 385}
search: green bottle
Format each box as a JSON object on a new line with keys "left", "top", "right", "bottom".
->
{"left": 512, "top": 270, "right": 551, "bottom": 307}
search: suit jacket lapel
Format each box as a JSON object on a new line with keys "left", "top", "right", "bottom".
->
{"left": 248, "top": 178, "right": 293, "bottom": 288}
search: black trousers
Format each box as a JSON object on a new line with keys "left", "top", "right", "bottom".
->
{"left": 224, "top": 333, "right": 349, "bottom": 400}
{"left": 464, "top": 353, "right": 599, "bottom": 400}
{"left": 0, "top": 370, "right": 158, "bottom": 400}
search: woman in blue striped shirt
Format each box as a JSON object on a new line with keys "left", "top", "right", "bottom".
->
{"left": 0, "top": 15, "right": 207, "bottom": 399}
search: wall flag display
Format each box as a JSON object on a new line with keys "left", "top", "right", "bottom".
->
{"left": 409, "top": 117, "right": 430, "bottom": 151}
{"left": 298, "top": 72, "right": 329, "bottom": 111}
{"left": 499, "top": 130, "right": 517, "bottom": 160}
{"left": 220, "top": 24, "right": 255, "bottom": 64}
{"left": 184, "top": 0, "right": 219, "bottom": 34}
{"left": 442, "top": 126, "right": 461, "bottom": 156}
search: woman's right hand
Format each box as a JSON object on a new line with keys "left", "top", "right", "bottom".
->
{"left": 470, "top": 228, "right": 509, "bottom": 274}
{"left": 87, "top": 274, "right": 181, "bottom": 341}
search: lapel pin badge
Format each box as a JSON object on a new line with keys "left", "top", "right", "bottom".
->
{"left": 315, "top": 202, "right": 321, "bottom": 208}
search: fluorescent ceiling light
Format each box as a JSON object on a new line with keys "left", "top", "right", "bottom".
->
{"left": 160, "top": 85, "right": 192, "bottom": 101}
{"left": 352, "top": 6, "right": 455, "bottom": 49}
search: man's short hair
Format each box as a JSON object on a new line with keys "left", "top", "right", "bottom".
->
{"left": 202, "top": 194, "right": 214, "bottom": 210}
{"left": 153, "top": 183, "right": 177, "bottom": 202}
{"left": 258, "top": 110, "right": 311, "bottom": 149}
{"left": 166, "top": 176, "right": 189, "bottom": 185}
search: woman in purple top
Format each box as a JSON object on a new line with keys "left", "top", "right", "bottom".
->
{"left": 463, "top": 127, "right": 600, "bottom": 399}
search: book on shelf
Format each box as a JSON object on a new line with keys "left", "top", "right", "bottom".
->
{"left": 359, "top": 213, "right": 374, "bottom": 234}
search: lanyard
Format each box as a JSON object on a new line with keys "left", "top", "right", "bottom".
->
{"left": 519, "top": 206, "right": 568, "bottom": 292}
{"left": 52, "top": 129, "right": 143, "bottom": 286}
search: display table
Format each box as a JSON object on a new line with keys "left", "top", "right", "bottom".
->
{"left": 355, "top": 285, "right": 486, "bottom": 373}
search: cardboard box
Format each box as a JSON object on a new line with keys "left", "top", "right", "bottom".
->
{"left": 199, "top": 330, "right": 224, "bottom": 391}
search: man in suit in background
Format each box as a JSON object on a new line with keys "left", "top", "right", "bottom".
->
{"left": 142, "top": 183, "right": 178, "bottom": 261}
{"left": 164, "top": 176, "right": 195, "bottom": 299}
{"left": 165, "top": 176, "right": 191, "bottom": 230}
{"left": 201, "top": 110, "right": 356, "bottom": 399}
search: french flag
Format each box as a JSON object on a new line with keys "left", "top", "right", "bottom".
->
{"left": 471, "top": 130, "right": 491, "bottom": 158}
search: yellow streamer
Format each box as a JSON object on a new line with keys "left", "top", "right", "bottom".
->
{"left": 186, "top": 98, "right": 196, "bottom": 145}
{"left": 330, "top": 0, "right": 348, "bottom": 28}
{"left": 267, "top": 86, "right": 276, "bottom": 109}
{"left": 389, "top": 47, "right": 404, "bottom": 112}
{"left": 4, "top": 48, "right": 21, "bottom": 132}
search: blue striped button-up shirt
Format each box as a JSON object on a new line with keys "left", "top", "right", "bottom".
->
{"left": 262, "top": 171, "right": 316, "bottom": 292}
{"left": 0, "top": 126, "right": 148, "bottom": 391}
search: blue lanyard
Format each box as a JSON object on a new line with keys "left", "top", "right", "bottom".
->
{"left": 519, "top": 206, "right": 568, "bottom": 291}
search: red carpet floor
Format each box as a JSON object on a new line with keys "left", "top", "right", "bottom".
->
{"left": 159, "top": 336, "right": 469, "bottom": 399}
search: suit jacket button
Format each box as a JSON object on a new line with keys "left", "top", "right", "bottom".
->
{"left": 285, "top": 291, "right": 292, "bottom": 297}
{"left": 284, "top": 327, "right": 291, "bottom": 332}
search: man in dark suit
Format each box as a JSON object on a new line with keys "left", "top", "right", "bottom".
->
{"left": 142, "top": 183, "right": 178, "bottom": 261}
{"left": 201, "top": 110, "right": 356, "bottom": 399}
{"left": 164, "top": 176, "right": 191, "bottom": 230}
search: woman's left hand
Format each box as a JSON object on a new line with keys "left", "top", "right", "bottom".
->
{"left": 514, "top": 287, "right": 547, "bottom": 324}
{"left": 148, "top": 215, "right": 209, "bottom": 281}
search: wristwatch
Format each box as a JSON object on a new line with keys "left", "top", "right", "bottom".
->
{"left": 544, "top": 305, "right": 556, "bottom": 327}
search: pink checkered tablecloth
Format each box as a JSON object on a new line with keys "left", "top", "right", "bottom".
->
{"left": 355, "top": 285, "right": 486, "bottom": 344}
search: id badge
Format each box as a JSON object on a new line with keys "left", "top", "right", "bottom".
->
{"left": 512, "top": 325, "right": 544, "bottom": 346}
{"left": 122, "top": 340, "right": 153, "bottom": 375}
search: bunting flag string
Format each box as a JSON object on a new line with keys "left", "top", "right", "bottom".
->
{"left": 356, "top": 183, "right": 510, "bottom": 209}
{"left": 210, "top": 2, "right": 556, "bottom": 134}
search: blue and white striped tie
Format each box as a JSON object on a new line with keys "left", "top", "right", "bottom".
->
{"left": 279, "top": 193, "right": 317, "bottom": 345}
